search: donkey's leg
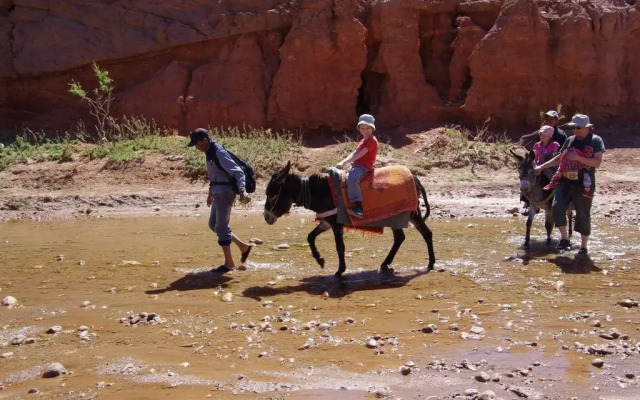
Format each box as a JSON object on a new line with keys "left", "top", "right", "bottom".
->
{"left": 380, "top": 229, "right": 404, "bottom": 274}
{"left": 307, "top": 220, "right": 331, "bottom": 268}
{"left": 524, "top": 207, "right": 536, "bottom": 248}
{"left": 410, "top": 213, "right": 436, "bottom": 271}
{"left": 544, "top": 208, "right": 554, "bottom": 246}
{"left": 330, "top": 223, "right": 347, "bottom": 277}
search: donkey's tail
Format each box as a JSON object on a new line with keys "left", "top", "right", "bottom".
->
{"left": 414, "top": 176, "right": 430, "bottom": 221}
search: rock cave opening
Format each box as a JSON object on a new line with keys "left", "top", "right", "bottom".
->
{"left": 356, "top": 70, "right": 384, "bottom": 118}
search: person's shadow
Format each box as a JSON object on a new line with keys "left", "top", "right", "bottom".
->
{"left": 145, "top": 270, "right": 233, "bottom": 294}
{"left": 548, "top": 254, "right": 600, "bottom": 273}
{"left": 242, "top": 267, "right": 432, "bottom": 301}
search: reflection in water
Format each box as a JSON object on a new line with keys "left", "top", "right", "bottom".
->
{"left": 0, "top": 214, "right": 639, "bottom": 399}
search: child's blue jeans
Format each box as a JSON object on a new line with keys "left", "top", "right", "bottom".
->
{"left": 346, "top": 166, "right": 369, "bottom": 202}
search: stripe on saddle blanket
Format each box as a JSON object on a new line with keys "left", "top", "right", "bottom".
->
{"left": 339, "top": 166, "right": 418, "bottom": 227}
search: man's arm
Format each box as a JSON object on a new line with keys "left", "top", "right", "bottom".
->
{"left": 566, "top": 150, "right": 603, "bottom": 168}
{"left": 217, "top": 150, "right": 246, "bottom": 194}
{"left": 534, "top": 152, "right": 563, "bottom": 173}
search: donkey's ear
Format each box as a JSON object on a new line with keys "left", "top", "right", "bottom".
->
{"left": 283, "top": 161, "right": 291, "bottom": 175}
{"left": 275, "top": 161, "right": 291, "bottom": 183}
{"left": 528, "top": 149, "right": 536, "bottom": 160}
{"left": 510, "top": 148, "right": 524, "bottom": 162}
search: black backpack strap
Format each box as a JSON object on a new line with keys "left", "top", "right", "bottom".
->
{"left": 209, "top": 145, "right": 239, "bottom": 191}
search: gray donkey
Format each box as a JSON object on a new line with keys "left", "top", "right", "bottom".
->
{"left": 511, "top": 149, "right": 572, "bottom": 248}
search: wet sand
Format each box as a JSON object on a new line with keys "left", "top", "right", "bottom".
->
{"left": 1, "top": 212, "right": 639, "bottom": 399}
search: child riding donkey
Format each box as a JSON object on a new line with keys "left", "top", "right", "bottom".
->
{"left": 336, "top": 114, "right": 378, "bottom": 218}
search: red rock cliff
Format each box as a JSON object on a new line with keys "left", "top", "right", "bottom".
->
{"left": 1, "top": 0, "right": 639, "bottom": 133}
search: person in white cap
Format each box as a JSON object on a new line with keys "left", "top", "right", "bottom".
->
{"left": 535, "top": 114, "right": 605, "bottom": 255}
{"left": 542, "top": 110, "right": 568, "bottom": 148}
{"left": 336, "top": 114, "right": 379, "bottom": 218}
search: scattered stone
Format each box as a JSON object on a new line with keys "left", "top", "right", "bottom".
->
{"left": 470, "top": 325, "right": 485, "bottom": 335}
{"left": 475, "top": 371, "right": 491, "bottom": 382}
{"left": 477, "top": 390, "right": 497, "bottom": 400}
{"left": 509, "top": 385, "right": 543, "bottom": 399}
{"left": 400, "top": 366, "right": 411, "bottom": 375}
{"left": 366, "top": 339, "right": 379, "bottom": 349}
{"left": 120, "top": 312, "right": 162, "bottom": 326}
{"left": 81, "top": 300, "right": 92, "bottom": 308}
{"left": 2, "top": 296, "right": 17, "bottom": 307}
{"left": 249, "top": 238, "right": 263, "bottom": 244}
{"left": 318, "top": 323, "right": 330, "bottom": 332}
{"left": 299, "top": 339, "right": 313, "bottom": 350}
{"left": 10, "top": 335, "right": 26, "bottom": 345}
{"left": 464, "top": 388, "right": 478, "bottom": 396}
{"left": 46, "top": 326, "right": 62, "bottom": 334}
{"left": 422, "top": 324, "right": 438, "bottom": 333}
{"left": 592, "top": 358, "right": 605, "bottom": 368}
{"left": 78, "top": 260, "right": 85, "bottom": 266}
{"left": 222, "top": 292, "right": 233, "bottom": 302}
{"left": 274, "top": 243, "right": 290, "bottom": 250}
{"left": 617, "top": 299, "right": 638, "bottom": 308}
{"left": 1, "top": 352, "right": 14, "bottom": 358}
{"left": 42, "top": 362, "right": 67, "bottom": 378}
{"left": 28, "top": 388, "right": 39, "bottom": 394}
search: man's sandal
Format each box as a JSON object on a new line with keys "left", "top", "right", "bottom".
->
{"left": 241, "top": 245, "right": 254, "bottom": 263}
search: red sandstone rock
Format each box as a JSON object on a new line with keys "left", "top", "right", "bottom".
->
{"left": 1, "top": 0, "right": 639, "bottom": 133}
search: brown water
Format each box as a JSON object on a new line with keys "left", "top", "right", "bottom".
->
{"left": 1, "top": 213, "right": 639, "bottom": 399}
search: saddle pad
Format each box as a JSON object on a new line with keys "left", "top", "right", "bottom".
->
{"left": 340, "top": 166, "right": 418, "bottom": 226}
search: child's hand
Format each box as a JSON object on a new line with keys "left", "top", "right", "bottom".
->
{"left": 336, "top": 161, "right": 345, "bottom": 169}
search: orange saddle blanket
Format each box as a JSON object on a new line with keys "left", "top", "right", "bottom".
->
{"left": 339, "top": 166, "right": 418, "bottom": 226}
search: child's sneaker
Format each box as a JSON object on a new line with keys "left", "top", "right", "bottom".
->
{"left": 347, "top": 204, "right": 364, "bottom": 218}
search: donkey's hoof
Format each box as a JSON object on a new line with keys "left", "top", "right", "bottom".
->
{"left": 317, "top": 258, "right": 325, "bottom": 269}
{"left": 380, "top": 266, "right": 394, "bottom": 275}
{"left": 334, "top": 271, "right": 345, "bottom": 279}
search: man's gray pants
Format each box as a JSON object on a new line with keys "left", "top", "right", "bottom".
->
{"left": 209, "top": 190, "right": 236, "bottom": 246}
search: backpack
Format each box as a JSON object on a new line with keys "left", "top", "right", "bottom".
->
{"left": 211, "top": 144, "right": 256, "bottom": 194}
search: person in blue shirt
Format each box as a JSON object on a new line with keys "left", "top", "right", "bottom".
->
{"left": 187, "top": 128, "right": 253, "bottom": 274}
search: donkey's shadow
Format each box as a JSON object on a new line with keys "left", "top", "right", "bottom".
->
{"left": 517, "top": 238, "right": 561, "bottom": 266}
{"left": 242, "top": 267, "right": 432, "bottom": 300}
{"left": 145, "top": 269, "right": 233, "bottom": 294}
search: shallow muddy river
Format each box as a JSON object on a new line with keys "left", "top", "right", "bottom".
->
{"left": 1, "top": 211, "right": 639, "bottom": 399}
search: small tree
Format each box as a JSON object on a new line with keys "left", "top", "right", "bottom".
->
{"left": 69, "top": 62, "right": 115, "bottom": 140}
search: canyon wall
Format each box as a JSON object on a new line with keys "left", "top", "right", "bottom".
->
{"left": 1, "top": 0, "right": 639, "bottom": 134}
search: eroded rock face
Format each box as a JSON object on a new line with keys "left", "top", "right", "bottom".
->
{"left": 1, "top": 0, "right": 639, "bottom": 133}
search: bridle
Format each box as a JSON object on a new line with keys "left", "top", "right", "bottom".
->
{"left": 265, "top": 186, "right": 282, "bottom": 216}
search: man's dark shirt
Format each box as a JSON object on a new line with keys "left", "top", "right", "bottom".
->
{"left": 553, "top": 126, "right": 568, "bottom": 149}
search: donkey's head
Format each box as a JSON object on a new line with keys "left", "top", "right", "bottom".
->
{"left": 263, "top": 161, "right": 296, "bottom": 225}
{"left": 510, "top": 148, "right": 537, "bottom": 196}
